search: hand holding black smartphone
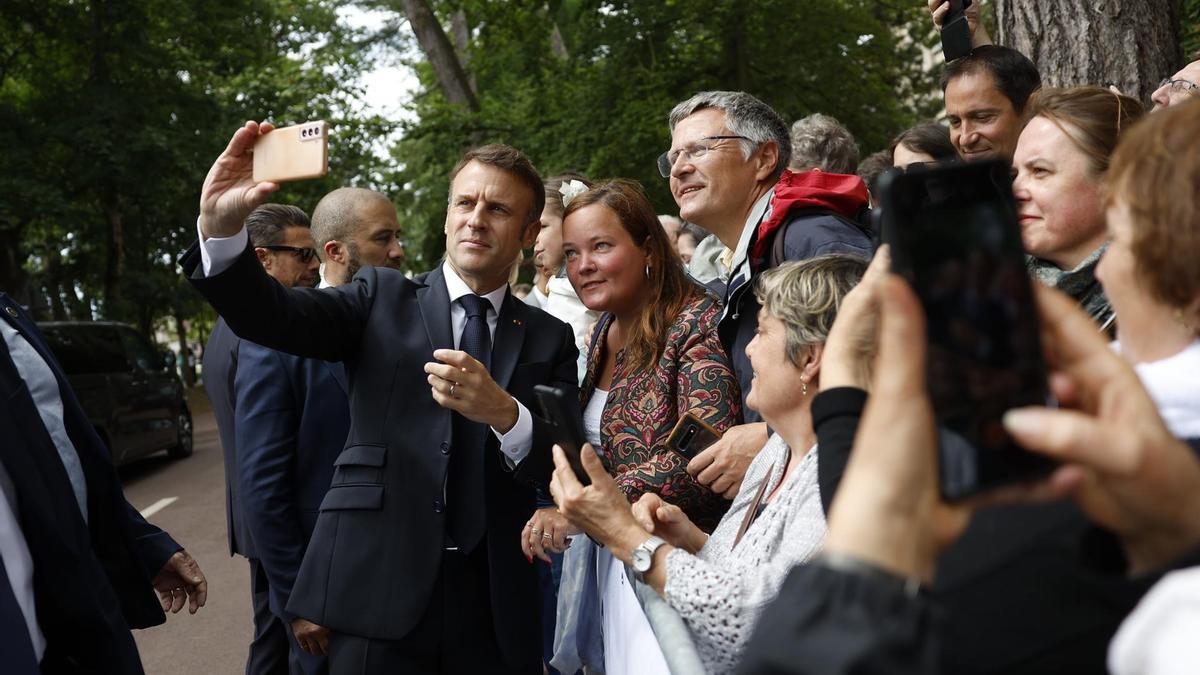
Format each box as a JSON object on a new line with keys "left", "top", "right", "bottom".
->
{"left": 876, "top": 159, "right": 1056, "bottom": 501}
{"left": 533, "top": 385, "right": 591, "bottom": 485}
{"left": 941, "top": 0, "right": 974, "bottom": 62}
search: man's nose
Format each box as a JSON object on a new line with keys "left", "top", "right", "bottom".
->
{"left": 1150, "top": 84, "right": 1170, "bottom": 109}
{"left": 670, "top": 154, "right": 694, "bottom": 180}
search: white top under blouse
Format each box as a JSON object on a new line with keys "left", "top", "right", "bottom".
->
{"left": 664, "top": 433, "right": 827, "bottom": 673}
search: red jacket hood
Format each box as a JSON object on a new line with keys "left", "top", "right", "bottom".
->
{"left": 751, "top": 169, "right": 870, "bottom": 263}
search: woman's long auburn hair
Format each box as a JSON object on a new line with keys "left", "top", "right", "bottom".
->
{"left": 562, "top": 179, "right": 700, "bottom": 371}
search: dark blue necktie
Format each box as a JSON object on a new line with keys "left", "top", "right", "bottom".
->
{"left": 0, "top": 551, "right": 40, "bottom": 673}
{"left": 448, "top": 294, "right": 492, "bottom": 552}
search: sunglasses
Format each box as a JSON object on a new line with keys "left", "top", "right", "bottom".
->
{"left": 259, "top": 245, "right": 319, "bottom": 264}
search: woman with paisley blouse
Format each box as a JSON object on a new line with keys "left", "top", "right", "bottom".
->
{"left": 522, "top": 179, "right": 740, "bottom": 675}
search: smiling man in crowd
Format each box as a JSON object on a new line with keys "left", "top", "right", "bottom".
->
{"left": 942, "top": 46, "right": 1042, "bottom": 163}
{"left": 660, "top": 91, "right": 873, "bottom": 501}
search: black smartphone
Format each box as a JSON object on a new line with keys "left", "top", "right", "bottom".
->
{"left": 665, "top": 413, "right": 722, "bottom": 461}
{"left": 876, "top": 159, "right": 1056, "bottom": 501}
{"left": 533, "top": 385, "right": 591, "bottom": 485}
{"left": 941, "top": 0, "right": 973, "bottom": 62}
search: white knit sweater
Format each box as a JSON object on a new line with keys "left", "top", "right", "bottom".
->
{"left": 663, "top": 433, "right": 826, "bottom": 673}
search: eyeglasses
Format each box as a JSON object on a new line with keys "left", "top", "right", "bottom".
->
{"left": 258, "top": 245, "right": 319, "bottom": 263}
{"left": 657, "top": 135, "right": 752, "bottom": 177}
{"left": 1158, "top": 78, "right": 1199, "bottom": 95}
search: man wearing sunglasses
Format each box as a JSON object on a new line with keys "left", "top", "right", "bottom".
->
{"left": 203, "top": 203, "right": 349, "bottom": 674}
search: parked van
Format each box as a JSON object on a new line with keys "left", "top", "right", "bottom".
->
{"left": 38, "top": 321, "right": 193, "bottom": 466}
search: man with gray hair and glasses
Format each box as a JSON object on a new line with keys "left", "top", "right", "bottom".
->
{"left": 1151, "top": 56, "right": 1200, "bottom": 111}
{"left": 659, "top": 91, "right": 873, "bottom": 502}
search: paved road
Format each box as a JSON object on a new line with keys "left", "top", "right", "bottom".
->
{"left": 123, "top": 387, "right": 253, "bottom": 674}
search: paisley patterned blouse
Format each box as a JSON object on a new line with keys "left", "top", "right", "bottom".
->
{"left": 581, "top": 290, "right": 742, "bottom": 532}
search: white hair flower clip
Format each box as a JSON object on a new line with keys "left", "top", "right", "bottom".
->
{"left": 559, "top": 180, "right": 589, "bottom": 209}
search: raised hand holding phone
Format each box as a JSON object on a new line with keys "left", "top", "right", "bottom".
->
{"left": 199, "top": 121, "right": 280, "bottom": 239}
{"left": 200, "top": 120, "right": 330, "bottom": 240}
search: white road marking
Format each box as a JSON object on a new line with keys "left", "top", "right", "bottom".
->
{"left": 140, "top": 497, "right": 179, "bottom": 519}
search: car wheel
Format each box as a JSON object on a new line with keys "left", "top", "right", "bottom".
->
{"left": 167, "top": 407, "right": 194, "bottom": 459}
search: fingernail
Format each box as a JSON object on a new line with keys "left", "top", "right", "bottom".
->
{"left": 526, "top": 555, "right": 533, "bottom": 564}
{"left": 1002, "top": 409, "right": 1043, "bottom": 436}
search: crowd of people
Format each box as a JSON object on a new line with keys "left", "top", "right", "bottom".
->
{"left": 4, "top": 1, "right": 1200, "bottom": 674}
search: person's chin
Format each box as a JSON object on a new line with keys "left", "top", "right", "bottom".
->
{"left": 745, "top": 389, "right": 759, "bottom": 415}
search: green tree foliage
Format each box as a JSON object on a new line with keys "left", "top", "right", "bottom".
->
{"left": 0, "top": 0, "right": 392, "bottom": 334}
{"left": 1184, "top": 0, "right": 1200, "bottom": 57}
{"left": 382, "top": 0, "right": 940, "bottom": 270}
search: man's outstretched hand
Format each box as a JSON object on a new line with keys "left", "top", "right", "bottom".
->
{"left": 199, "top": 121, "right": 279, "bottom": 239}
{"left": 152, "top": 550, "right": 208, "bottom": 615}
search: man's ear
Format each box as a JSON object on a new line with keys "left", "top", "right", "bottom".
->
{"left": 521, "top": 218, "right": 539, "bottom": 248}
{"left": 324, "top": 240, "right": 346, "bottom": 265}
{"left": 753, "top": 141, "right": 781, "bottom": 182}
{"left": 254, "top": 247, "right": 271, "bottom": 269}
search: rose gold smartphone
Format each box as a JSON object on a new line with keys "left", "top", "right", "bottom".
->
{"left": 252, "top": 121, "right": 328, "bottom": 183}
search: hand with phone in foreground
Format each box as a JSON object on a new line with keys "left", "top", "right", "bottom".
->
{"left": 823, "top": 277, "right": 1200, "bottom": 585}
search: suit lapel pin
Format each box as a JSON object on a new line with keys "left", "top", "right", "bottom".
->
{"left": 512, "top": 318, "right": 522, "bottom": 326}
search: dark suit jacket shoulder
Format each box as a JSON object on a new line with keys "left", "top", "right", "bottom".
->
{"left": 0, "top": 294, "right": 180, "bottom": 673}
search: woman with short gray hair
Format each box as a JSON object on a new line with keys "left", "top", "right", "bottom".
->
{"left": 551, "top": 253, "right": 873, "bottom": 673}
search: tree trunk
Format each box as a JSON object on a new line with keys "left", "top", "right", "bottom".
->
{"left": 0, "top": 226, "right": 26, "bottom": 303}
{"left": 450, "top": 7, "right": 478, "bottom": 92}
{"left": 103, "top": 202, "right": 125, "bottom": 318}
{"left": 174, "top": 310, "right": 195, "bottom": 387}
{"left": 43, "top": 248, "right": 68, "bottom": 320}
{"left": 399, "top": 0, "right": 480, "bottom": 111}
{"left": 722, "top": 0, "right": 751, "bottom": 92}
{"left": 995, "top": 0, "right": 1181, "bottom": 102}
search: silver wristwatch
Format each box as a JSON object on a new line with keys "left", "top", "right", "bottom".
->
{"left": 631, "top": 535, "right": 667, "bottom": 581}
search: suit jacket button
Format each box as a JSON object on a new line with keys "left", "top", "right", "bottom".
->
{"left": 440, "top": 441, "right": 450, "bottom": 455}
{"left": 432, "top": 499, "right": 444, "bottom": 513}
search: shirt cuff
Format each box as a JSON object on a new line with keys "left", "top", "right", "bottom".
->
{"left": 197, "top": 215, "right": 249, "bottom": 277}
{"left": 492, "top": 399, "right": 532, "bottom": 468}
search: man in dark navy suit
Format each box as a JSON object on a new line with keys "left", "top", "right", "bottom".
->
{"left": 205, "top": 203, "right": 350, "bottom": 675}
{"left": 183, "top": 121, "right": 578, "bottom": 674}
{"left": 0, "top": 293, "right": 207, "bottom": 673}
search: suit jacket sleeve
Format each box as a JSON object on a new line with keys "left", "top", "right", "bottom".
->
{"left": 181, "top": 241, "right": 371, "bottom": 362}
{"left": 235, "top": 341, "right": 309, "bottom": 620}
{"left": 121, "top": 501, "right": 182, "bottom": 580}
{"left": 736, "top": 562, "right": 937, "bottom": 675}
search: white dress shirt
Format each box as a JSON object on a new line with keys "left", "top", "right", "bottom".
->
{"left": 197, "top": 220, "right": 533, "bottom": 465}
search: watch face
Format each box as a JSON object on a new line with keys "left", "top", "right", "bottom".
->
{"left": 632, "top": 546, "right": 651, "bottom": 573}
